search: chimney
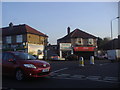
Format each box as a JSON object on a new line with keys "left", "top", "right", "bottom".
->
{"left": 9, "top": 22, "right": 13, "bottom": 30}
{"left": 9, "top": 22, "right": 13, "bottom": 27}
{"left": 67, "top": 27, "right": 70, "bottom": 35}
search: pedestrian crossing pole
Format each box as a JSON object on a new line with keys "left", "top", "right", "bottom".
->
{"left": 79, "top": 57, "right": 84, "bottom": 67}
{"left": 90, "top": 56, "right": 94, "bottom": 65}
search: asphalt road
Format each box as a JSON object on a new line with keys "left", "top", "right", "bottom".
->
{"left": 2, "top": 59, "right": 120, "bottom": 89}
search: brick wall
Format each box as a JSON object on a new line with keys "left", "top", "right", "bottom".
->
{"left": 27, "top": 34, "right": 46, "bottom": 45}
{"left": 71, "top": 38, "right": 97, "bottom": 47}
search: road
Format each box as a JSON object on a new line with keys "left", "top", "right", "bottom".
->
{"left": 2, "top": 59, "right": 120, "bottom": 89}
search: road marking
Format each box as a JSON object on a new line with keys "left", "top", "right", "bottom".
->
{"left": 103, "top": 77, "right": 118, "bottom": 81}
{"left": 99, "top": 63, "right": 111, "bottom": 66}
{"left": 50, "top": 72, "right": 59, "bottom": 76}
{"left": 99, "top": 64, "right": 103, "bottom": 66}
{"left": 51, "top": 68, "right": 68, "bottom": 74}
{"left": 94, "top": 79, "right": 120, "bottom": 84}
{"left": 70, "top": 75, "right": 86, "bottom": 79}
{"left": 57, "top": 74, "right": 70, "bottom": 77}
{"left": 50, "top": 73, "right": 120, "bottom": 83}
{"left": 86, "top": 76, "right": 101, "bottom": 80}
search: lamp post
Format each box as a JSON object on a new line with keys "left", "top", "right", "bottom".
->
{"left": 110, "top": 17, "right": 119, "bottom": 50}
{"left": 111, "top": 17, "right": 119, "bottom": 39}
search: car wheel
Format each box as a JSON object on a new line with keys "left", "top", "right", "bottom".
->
{"left": 15, "top": 69, "right": 24, "bottom": 81}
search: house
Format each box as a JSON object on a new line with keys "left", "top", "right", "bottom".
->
{"left": 57, "top": 27, "right": 98, "bottom": 59}
{"left": 2, "top": 22, "right": 48, "bottom": 59}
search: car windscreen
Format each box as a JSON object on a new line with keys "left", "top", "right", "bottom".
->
{"left": 13, "top": 52, "right": 36, "bottom": 60}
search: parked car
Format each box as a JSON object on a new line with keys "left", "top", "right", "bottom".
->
{"left": 50, "top": 54, "right": 60, "bottom": 60}
{"left": 95, "top": 54, "right": 108, "bottom": 60}
{"left": 2, "top": 51, "right": 51, "bottom": 81}
{"left": 65, "top": 54, "right": 78, "bottom": 61}
{"left": 107, "top": 50, "right": 120, "bottom": 61}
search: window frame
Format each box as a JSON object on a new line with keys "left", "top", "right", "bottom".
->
{"left": 88, "top": 38, "right": 94, "bottom": 45}
{"left": 16, "top": 35, "right": 23, "bottom": 43}
{"left": 6, "top": 36, "right": 11, "bottom": 44}
{"left": 76, "top": 38, "right": 83, "bottom": 45}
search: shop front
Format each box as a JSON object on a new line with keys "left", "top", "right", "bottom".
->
{"left": 73, "top": 47, "right": 96, "bottom": 59}
{"left": 59, "top": 43, "right": 73, "bottom": 59}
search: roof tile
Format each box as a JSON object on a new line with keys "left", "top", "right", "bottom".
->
{"left": 2, "top": 24, "right": 48, "bottom": 37}
{"left": 58, "top": 28, "right": 97, "bottom": 41}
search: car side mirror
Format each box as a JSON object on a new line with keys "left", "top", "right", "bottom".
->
{"left": 8, "top": 59, "right": 14, "bottom": 62}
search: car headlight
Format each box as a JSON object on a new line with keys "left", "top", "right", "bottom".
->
{"left": 24, "top": 64, "right": 36, "bottom": 69}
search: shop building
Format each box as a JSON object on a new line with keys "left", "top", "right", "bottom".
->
{"left": 2, "top": 23, "right": 48, "bottom": 59}
{"left": 57, "top": 27, "right": 98, "bottom": 59}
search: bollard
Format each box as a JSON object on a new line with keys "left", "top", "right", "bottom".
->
{"left": 79, "top": 57, "right": 84, "bottom": 67}
{"left": 90, "top": 56, "right": 94, "bottom": 65}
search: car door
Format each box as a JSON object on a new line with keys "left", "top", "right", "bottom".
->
{"left": 2, "top": 52, "right": 16, "bottom": 76}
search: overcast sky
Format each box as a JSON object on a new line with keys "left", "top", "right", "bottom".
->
{"left": 2, "top": 2, "right": 119, "bottom": 44}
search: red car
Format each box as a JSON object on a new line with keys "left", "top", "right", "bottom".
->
{"left": 2, "top": 51, "right": 51, "bottom": 81}
{"left": 50, "top": 54, "right": 60, "bottom": 60}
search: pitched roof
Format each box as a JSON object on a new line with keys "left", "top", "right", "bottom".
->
{"left": 2, "top": 24, "right": 48, "bottom": 37}
{"left": 58, "top": 28, "right": 97, "bottom": 41}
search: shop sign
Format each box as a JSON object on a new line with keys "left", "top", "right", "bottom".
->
{"left": 74, "top": 47, "right": 95, "bottom": 51}
{"left": 60, "top": 43, "right": 72, "bottom": 50}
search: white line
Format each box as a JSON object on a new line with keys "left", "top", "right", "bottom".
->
{"left": 50, "top": 73, "right": 120, "bottom": 84}
{"left": 51, "top": 76, "right": 120, "bottom": 84}
{"left": 57, "top": 74, "right": 70, "bottom": 77}
{"left": 93, "top": 79, "right": 120, "bottom": 84}
{"left": 99, "top": 63, "right": 111, "bottom": 66}
{"left": 51, "top": 68, "right": 68, "bottom": 74}
{"left": 103, "top": 77, "right": 118, "bottom": 81}
{"left": 70, "top": 75, "right": 85, "bottom": 78}
{"left": 86, "top": 76, "right": 101, "bottom": 80}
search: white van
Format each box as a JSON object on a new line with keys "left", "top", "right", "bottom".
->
{"left": 107, "top": 49, "right": 120, "bottom": 61}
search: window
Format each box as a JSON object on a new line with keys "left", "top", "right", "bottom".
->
{"left": 2, "top": 52, "right": 15, "bottom": 61}
{"left": 88, "top": 39, "right": 94, "bottom": 45}
{"left": 6, "top": 36, "right": 11, "bottom": 44}
{"left": 13, "top": 52, "right": 36, "bottom": 60}
{"left": 76, "top": 38, "right": 83, "bottom": 45}
{"left": 16, "top": 35, "right": 23, "bottom": 43}
{"left": 2, "top": 52, "right": 6, "bottom": 61}
{"left": 7, "top": 53, "right": 15, "bottom": 61}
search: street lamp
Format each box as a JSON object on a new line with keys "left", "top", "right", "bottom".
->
{"left": 111, "top": 17, "right": 119, "bottom": 39}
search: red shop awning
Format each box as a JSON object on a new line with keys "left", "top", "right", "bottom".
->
{"left": 74, "top": 47, "right": 96, "bottom": 51}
